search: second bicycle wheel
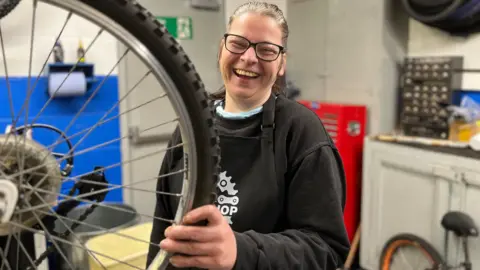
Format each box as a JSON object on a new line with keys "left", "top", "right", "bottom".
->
{"left": 0, "top": 0, "right": 219, "bottom": 269}
{"left": 379, "top": 233, "right": 446, "bottom": 270}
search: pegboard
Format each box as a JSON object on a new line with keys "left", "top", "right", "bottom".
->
{"left": 0, "top": 75, "right": 123, "bottom": 203}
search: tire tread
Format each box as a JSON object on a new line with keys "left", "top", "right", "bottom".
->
{"left": 80, "top": 0, "right": 220, "bottom": 207}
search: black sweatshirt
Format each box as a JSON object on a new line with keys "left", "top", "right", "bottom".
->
{"left": 147, "top": 94, "right": 350, "bottom": 270}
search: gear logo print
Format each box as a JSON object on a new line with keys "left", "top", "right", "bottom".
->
{"left": 217, "top": 171, "right": 238, "bottom": 195}
{"left": 216, "top": 171, "right": 239, "bottom": 225}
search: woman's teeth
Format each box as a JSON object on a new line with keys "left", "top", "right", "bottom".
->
{"left": 233, "top": 69, "right": 259, "bottom": 78}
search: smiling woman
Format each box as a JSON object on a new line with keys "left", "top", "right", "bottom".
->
{"left": 211, "top": 2, "right": 288, "bottom": 112}
{"left": 220, "top": 30, "right": 285, "bottom": 112}
{"left": 147, "top": 2, "right": 351, "bottom": 270}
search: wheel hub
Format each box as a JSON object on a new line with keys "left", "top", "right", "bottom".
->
{"left": 0, "top": 179, "right": 18, "bottom": 224}
{"left": 0, "top": 134, "right": 63, "bottom": 235}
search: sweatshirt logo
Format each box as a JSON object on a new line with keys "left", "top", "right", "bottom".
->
{"left": 216, "top": 171, "right": 239, "bottom": 225}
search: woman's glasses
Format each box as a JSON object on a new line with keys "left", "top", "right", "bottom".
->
{"left": 223, "top": 34, "right": 284, "bottom": 62}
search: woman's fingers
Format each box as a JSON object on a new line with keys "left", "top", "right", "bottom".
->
{"left": 169, "top": 254, "right": 220, "bottom": 269}
{"left": 164, "top": 224, "right": 218, "bottom": 242}
{"left": 159, "top": 238, "right": 219, "bottom": 256}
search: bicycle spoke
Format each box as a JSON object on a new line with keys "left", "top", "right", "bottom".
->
{"left": 18, "top": 47, "right": 130, "bottom": 189}
{"left": 0, "top": 11, "right": 73, "bottom": 159}
{"left": 25, "top": 168, "right": 185, "bottom": 197}
{"left": 28, "top": 28, "right": 104, "bottom": 125}
{"left": 37, "top": 69, "right": 159, "bottom": 163}
{"left": 15, "top": 228, "right": 19, "bottom": 270}
{"left": 65, "top": 69, "right": 154, "bottom": 151}
{"left": 0, "top": 243, "right": 13, "bottom": 270}
{"left": 22, "top": 125, "right": 181, "bottom": 183}
{"left": 0, "top": 25, "right": 15, "bottom": 124}
{"left": 24, "top": 0, "right": 38, "bottom": 124}
{"left": 20, "top": 123, "right": 181, "bottom": 198}
{"left": 34, "top": 208, "right": 157, "bottom": 248}
{"left": 1, "top": 94, "right": 172, "bottom": 179}
{"left": 8, "top": 220, "right": 144, "bottom": 270}
{"left": 399, "top": 249, "right": 415, "bottom": 270}
{"left": 27, "top": 186, "right": 108, "bottom": 270}
{"left": 42, "top": 95, "right": 171, "bottom": 151}
{"left": 12, "top": 136, "right": 25, "bottom": 270}
{"left": 67, "top": 173, "right": 183, "bottom": 196}
{"left": 412, "top": 250, "right": 423, "bottom": 270}
{"left": 0, "top": 158, "right": 9, "bottom": 178}
{"left": 14, "top": 4, "right": 40, "bottom": 266}
{"left": 20, "top": 199, "right": 75, "bottom": 270}
{"left": 4, "top": 11, "right": 72, "bottom": 128}
{"left": 0, "top": 27, "right": 102, "bottom": 171}
{"left": 0, "top": 226, "right": 13, "bottom": 270}
{"left": 42, "top": 47, "right": 130, "bottom": 152}
{"left": 10, "top": 233, "right": 36, "bottom": 269}
{"left": 0, "top": 0, "right": 217, "bottom": 269}
{"left": 19, "top": 184, "right": 177, "bottom": 224}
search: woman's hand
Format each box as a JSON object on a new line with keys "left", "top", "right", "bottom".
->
{"left": 160, "top": 204, "right": 237, "bottom": 270}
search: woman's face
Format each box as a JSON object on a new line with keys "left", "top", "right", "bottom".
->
{"left": 219, "top": 13, "right": 285, "bottom": 101}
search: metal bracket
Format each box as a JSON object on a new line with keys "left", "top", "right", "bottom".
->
{"left": 431, "top": 164, "right": 458, "bottom": 182}
{"left": 460, "top": 171, "right": 480, "bottom": 188}
{"left": 127, "top": 126, "right": 171, "bottom": 146}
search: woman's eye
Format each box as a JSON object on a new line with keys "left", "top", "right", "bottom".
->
{"left": 259, "top": 49, "right": 276, "bottom": 55}
{"left": 258, "top": 46, "right": 278, "bottom": 55}
{"left": 231, "top": 42, "right": 247, "bottom": 48}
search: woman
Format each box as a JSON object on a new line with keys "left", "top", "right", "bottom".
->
{"left": 147, "top": 2, "right": 350, "bottom": 269}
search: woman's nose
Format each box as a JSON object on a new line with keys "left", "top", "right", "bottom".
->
{"left": 240, "top": 46, "right": 258, "bottom": 63}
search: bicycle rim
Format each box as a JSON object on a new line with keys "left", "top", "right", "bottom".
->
{"left": 0, "top": 0, "right": 219, "bottom": 269}
{"left": 380, "top": 233, "right": 445, "bottom": 270}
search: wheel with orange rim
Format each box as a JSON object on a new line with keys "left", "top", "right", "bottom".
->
{"left": 379, "top": 233, "right": 446, "bottom": 270}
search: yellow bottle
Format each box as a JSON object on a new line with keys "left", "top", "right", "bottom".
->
{"left": 77, "top": 39, "right": 85, "bottom": 63}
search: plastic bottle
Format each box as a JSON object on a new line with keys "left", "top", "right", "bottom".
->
{"left": 53, "top": 41, "right": 64, "bottom": 63}
{"left": 77, "top": 39, "right": 86, "bottom": 63}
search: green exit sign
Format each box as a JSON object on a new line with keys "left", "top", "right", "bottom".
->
{"left": 156, "top": 16, "right": 193, "bottom": 40}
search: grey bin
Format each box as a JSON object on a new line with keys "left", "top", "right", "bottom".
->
{"left": 53, "top": 202, "right": 140, "bottom": 270}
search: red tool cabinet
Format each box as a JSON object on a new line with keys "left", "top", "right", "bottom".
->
{"left": 298, "top": 100, "right": 367, "bottom": 243}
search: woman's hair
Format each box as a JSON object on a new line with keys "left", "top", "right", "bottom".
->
{"left": 210, "top": 1, "right": 289, "bottom": 100}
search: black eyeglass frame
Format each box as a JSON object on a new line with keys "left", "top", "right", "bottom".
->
{"left": 223, "top": 33, "right": 285, "bottom": 62}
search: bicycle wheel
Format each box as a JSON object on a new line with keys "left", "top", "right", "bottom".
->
{"left": 0, "top": 0, "right": 219, "bottom": 269}
{"left": 379, "top": 233, "right": 446, "bottom": 270}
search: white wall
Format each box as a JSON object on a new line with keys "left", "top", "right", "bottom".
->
{"left": 408, "top": 19, "right": 480, "bottom": 91}
{"left": 286, "top": 0, "right": 409, "bottom": 135}
{"left": 224, "top": 0, "right": 287, "bottom": 25}
{"left": 0, "top": 0, "right": 117, "bottom": 77}
{"left": 286, "top": 0, "right": 327, "bottom": 101}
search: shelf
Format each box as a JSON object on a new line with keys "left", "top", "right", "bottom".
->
{"left": 47, "top": 62, "right": 96, "bottom": 86}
